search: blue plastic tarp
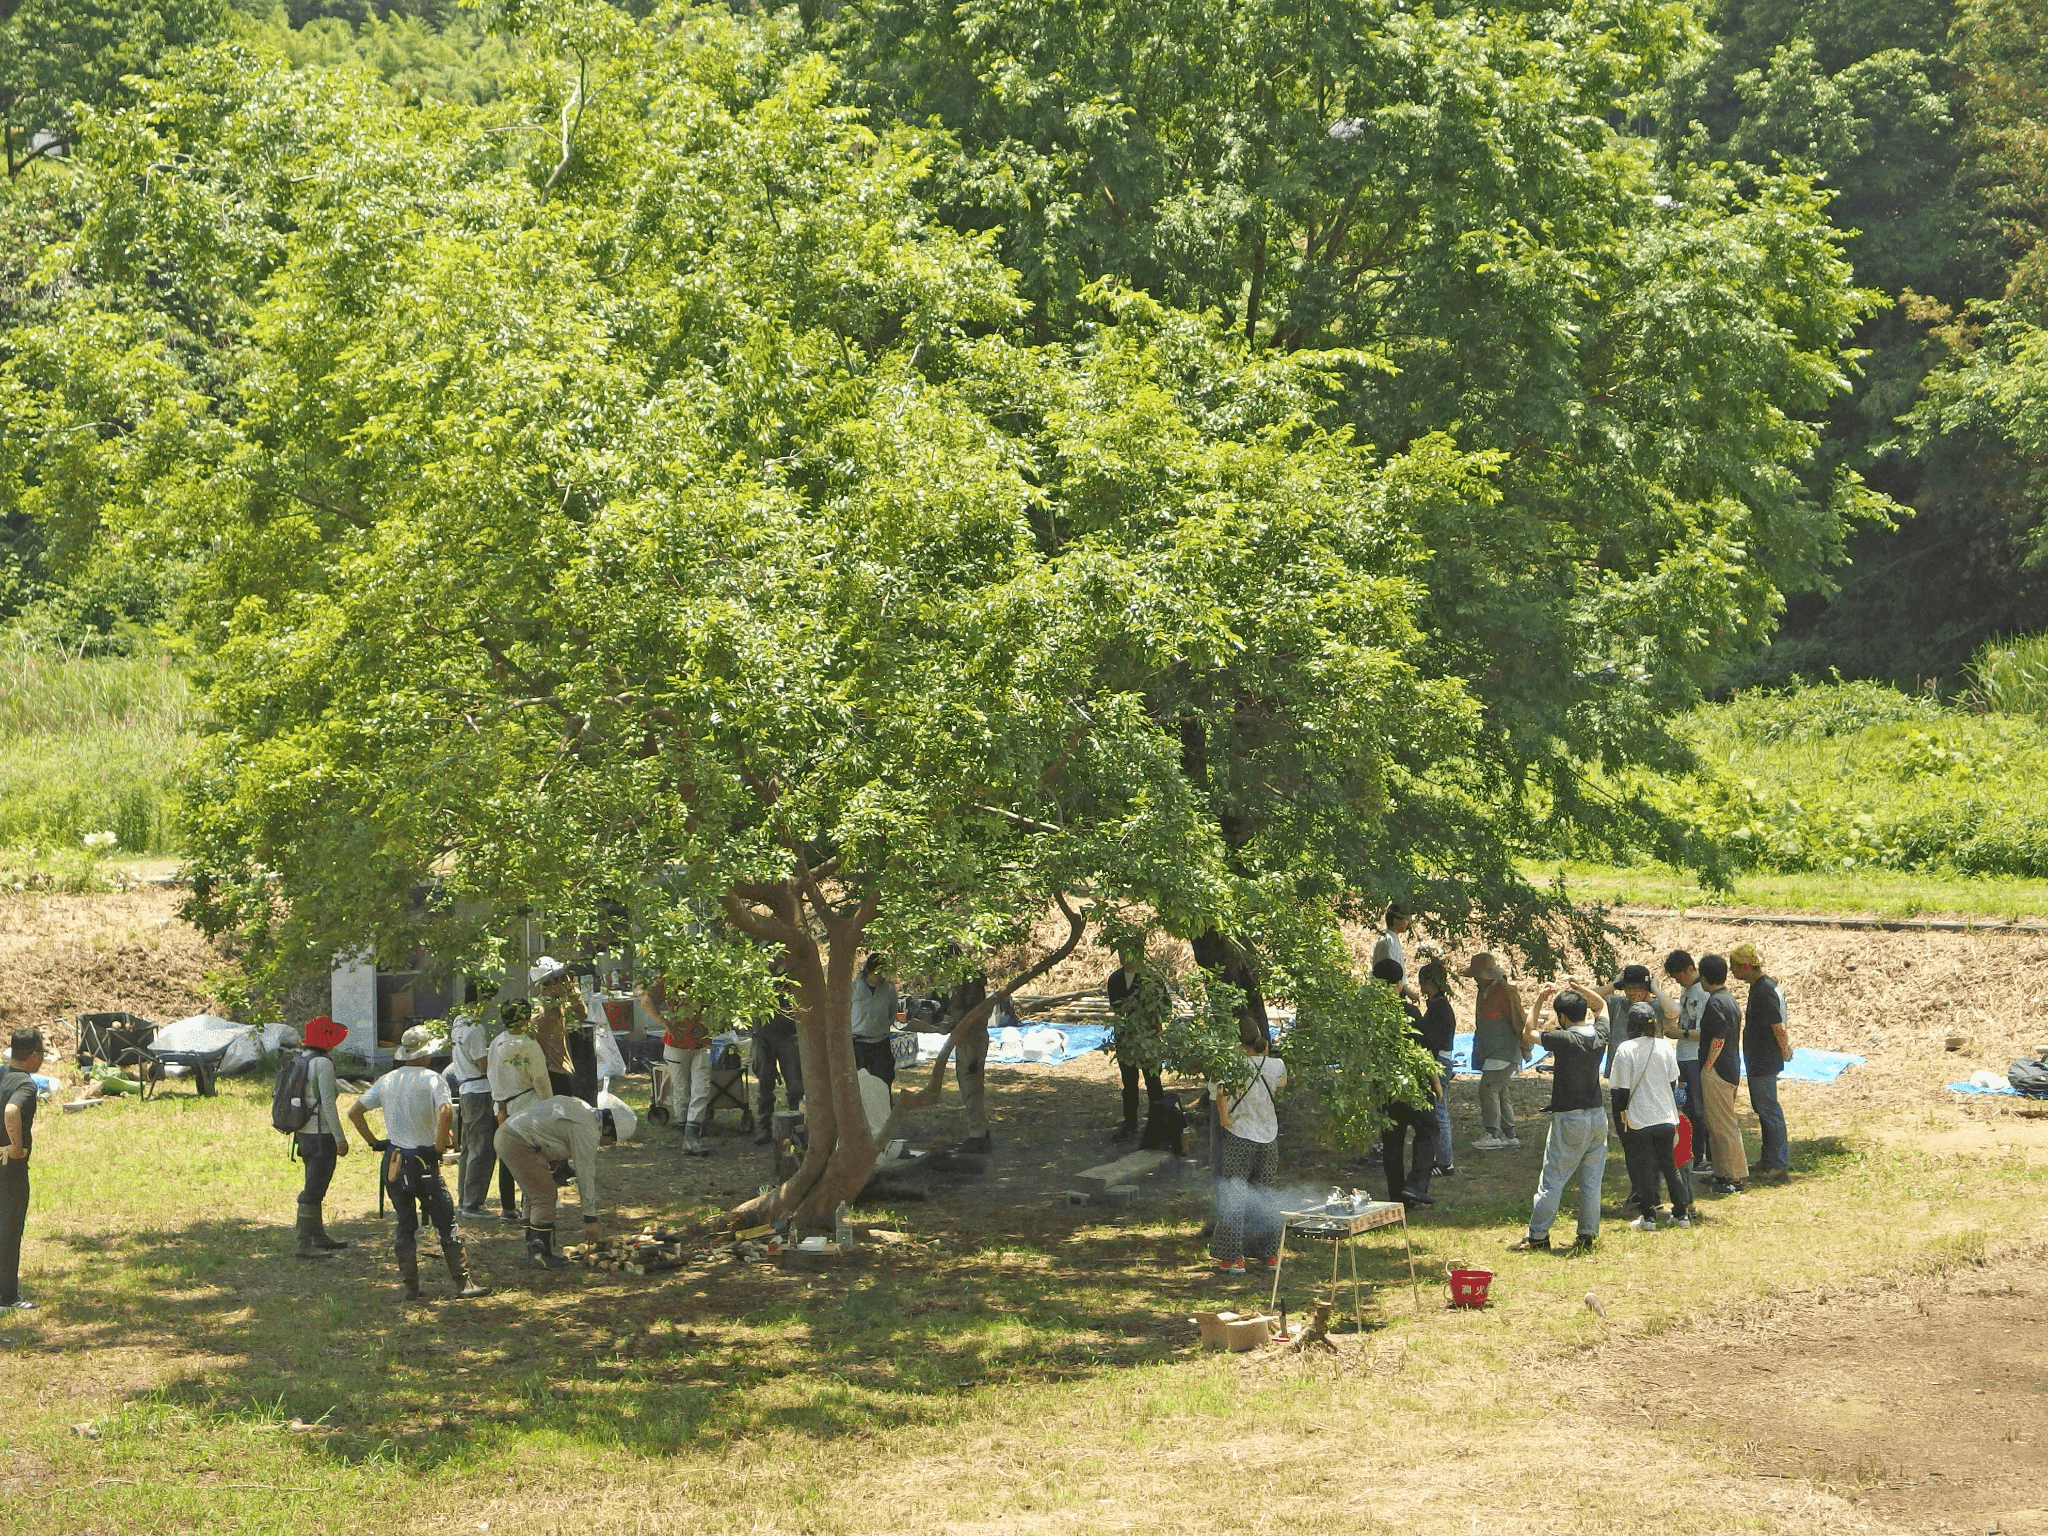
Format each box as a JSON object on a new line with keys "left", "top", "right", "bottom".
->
{"left": 1948, "top": 1080, "right": 2019, "bottom": 1096}
{"left": 985, "top": 1022, "right": 1116, "bottom": 1064}
{"left": 1768, "top": 1048, "right": 1865, "bottom": 1083}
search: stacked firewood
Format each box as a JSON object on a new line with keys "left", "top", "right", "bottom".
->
{"left": 562, "top": 1229, "right": 692, "bottom": 1275}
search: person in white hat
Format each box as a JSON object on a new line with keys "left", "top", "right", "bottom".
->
{"left": 347, "top": 1026, "right": 490, "bottom": 1301}
{"left": 495, "top": 1090, "right": 635, "bottom": 1268}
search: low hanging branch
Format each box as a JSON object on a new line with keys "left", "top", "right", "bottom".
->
{"left": 879, "top": 891, "right": 1089, "bottom": 1138}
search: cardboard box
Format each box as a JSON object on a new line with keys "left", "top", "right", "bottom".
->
{"left": 1193, "top": 1311, "right": 1274, "bottom": 1351}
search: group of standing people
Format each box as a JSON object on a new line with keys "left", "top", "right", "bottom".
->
{"left": 1502, "top": 941, "right": 1791, "bottom": 1253}
{"left": 285, "top": 956, "right": 643, "bottom": 1298}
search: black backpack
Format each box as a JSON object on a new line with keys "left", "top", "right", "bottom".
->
{"left": 2009, "top": 1059, "right": 2048, "bottom": 1099}
{"left": 272, "top": 1049, "right": 317, "bottom": 1133}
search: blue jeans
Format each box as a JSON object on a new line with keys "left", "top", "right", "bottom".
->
{"left": 1529, "top": 1108, "right": 1608, "bottom": 1241}
{"left": 1748, "top": 1072, "right": 1788, "bottom": 1171}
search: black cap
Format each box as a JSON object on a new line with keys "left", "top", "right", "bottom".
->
{"left": 1617, "top": 963, "right": 1654, "bottom": 990}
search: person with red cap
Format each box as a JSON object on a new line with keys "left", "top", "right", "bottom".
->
{"left": 293, "top": 1016, "right": 353, "bottom": 1260}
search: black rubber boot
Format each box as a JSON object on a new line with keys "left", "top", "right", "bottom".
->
{"left": 524, "top": 1224, "right": 569, "bottom": 1271}
{"left": 443, "top": 1239, "right": 492, "bottom": 1298}
{"left": 294, "top": 1207, "right": 334, "bottom": 1261}
{"left": 398, "top": 1251, "right": 424, "bottom": 1299}
{"left": 310, "top": 1204, "right": 348, "bottom": 1250}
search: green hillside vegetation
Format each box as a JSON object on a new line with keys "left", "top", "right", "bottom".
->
{"left": 0, "top": 641, "right": 195, "bottom": 875}
{"left": 1585, "top": 669, "right": 2048, "bottom": 883}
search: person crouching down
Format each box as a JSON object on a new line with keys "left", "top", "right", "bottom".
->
{"left": 496, "top": 1090, "right": 636, "bottom": 1269}
{"left": 347, "top": 1026, "right": 491, "bottom": 1302}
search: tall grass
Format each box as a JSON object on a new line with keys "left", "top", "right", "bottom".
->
{"left": 0, "top": 636, "right": 197, "bottom": 856}
{"left": 1971, "top": 632, "right": 2048, "bottom": 722}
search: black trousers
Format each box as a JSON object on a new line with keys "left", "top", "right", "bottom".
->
{"left": 853, "top": 1037, "right": 895, "bottom": 1085}
{"left": 1380, "top": 1102, "right": 1437, "bottom": 1203}
{"left": 1622, "top": 1121, "right": 1692, "bottom": 1216}
{"left": 568, "top": 1027, "right": 598, "bottom": 1106}
{"left": 1120, "top": 1064, "right": 1163, "bottom": 1129}
{"left": 385, "top": 1147, "right": 459, "bottom": 1257}
{"left": 752, "top": 1029, "right": 803, "bottom": 1120}
{"left": 295, "top": 1133, "right": 337, "bottom": 1207}
{"left": 0, "top": 1161, "right": 28, "bottom": 1306}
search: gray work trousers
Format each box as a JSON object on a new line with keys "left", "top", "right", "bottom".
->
{"left": 457, "top": 1090, "right": 497, "bottom": 1210}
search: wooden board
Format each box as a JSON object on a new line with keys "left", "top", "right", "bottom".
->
{"left": 1075, "top": 1150, "right": 1173, "bottom": 1186}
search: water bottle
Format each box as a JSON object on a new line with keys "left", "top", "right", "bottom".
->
{"left": 833, "top": 1201, "right": 852, "bottom": 1249}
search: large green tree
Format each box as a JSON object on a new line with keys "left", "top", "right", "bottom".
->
{"left": 827, "top": 0, "right": 1876, "bottom": 918}
{"left": 6, "top": 5, "right": 1467, "bottom": 1217}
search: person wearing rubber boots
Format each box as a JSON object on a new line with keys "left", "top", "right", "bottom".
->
{"left": 495, "top": 1091, "right": 635, "bottom": 1268}
{"left": 291, "top": 1015, "right": 353, "bottom": 1259}
{"left": 347, "top": 1026, "right": 490, "bottom": 1301}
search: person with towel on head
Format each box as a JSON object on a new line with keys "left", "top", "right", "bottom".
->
{"left": 486, "top": 997, "right": 551, "bottom": 1221}
{"left": 291, "top": 1015, "right": 353, "bottom": 1260}
{"left": 495, "top": 1090, "right": 635, "bottom": 1269}
{"left": 347, "top": 1026, "right": 490, "bottom": 1301}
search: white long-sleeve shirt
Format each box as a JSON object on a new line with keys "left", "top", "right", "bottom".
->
{"left": 500, "top": 1096, "right": 602, "bottom": 1219}
{"left": 487, "top": 1029, "right": 551, "bottom": 1112}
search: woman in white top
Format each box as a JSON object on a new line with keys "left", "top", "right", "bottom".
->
{"left": 1609, "top": 1003, "right": 1693, "bottom": 1228}
{"left": 1209, "top": 1017, "right": 1288, "bottom": 1273}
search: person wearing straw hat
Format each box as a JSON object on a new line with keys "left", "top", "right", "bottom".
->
{"left": 1465, "top": 954, "right": 1527, "bottom": 1149}
{"left": 1729, "top": 942, "right": 1791, "bottom": 1181}
{"left": 348, "top": 1026, "right": 491, "bottom": 1301}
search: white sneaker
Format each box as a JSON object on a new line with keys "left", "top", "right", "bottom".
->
{"left": 1672, "top": 1215, "right": 1692, "bottom": 1229}
{"left": 1628, "top": 1215, "right": 1658, "bottom": 1231}
{"left": 1503, "top": 1136, "right": 1522, "bottom": 1148}
{"left": 1473, "top": 1135, "right": 1505, "bottom": 1150}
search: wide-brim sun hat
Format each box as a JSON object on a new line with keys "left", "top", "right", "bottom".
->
{"left": 303, "top": 1015, "right": 348, "bottom": 1052}
{"left": 597, "top": 1089, "right": 637, "bottom": 1142}
{"left": 395, "top": 1024, "right": 440, "bottom": 1062}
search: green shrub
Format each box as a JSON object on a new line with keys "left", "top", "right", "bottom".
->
{"left": 1971, "top": 632, "right": 2048, "bottom": 723}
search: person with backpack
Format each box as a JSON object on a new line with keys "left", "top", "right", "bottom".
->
{"left": 280, "top": 1015, "right": 353, "bottom": 1261}
{"left": 347, "top": 1026, "right": 491, "bottom": 1302}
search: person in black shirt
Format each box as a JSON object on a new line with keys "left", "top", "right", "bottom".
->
{"left": 1507, "top": 983, "right": 1610, "bottom": 1254}
{"left": 1696, "top": 954, "right": 1748, "bottom": 1193}
{"left": 1105, "top": 946, "right": 1168, "bottom": 1143}
{"left": 1374, "top": 960, "right": 1440, "bottom": 1208}
{"left": 1730, "top": 942, "right": 1790, "bottom": 1179}
{"left": 1, "top": 1027, "right": 46, "bottom": 1310}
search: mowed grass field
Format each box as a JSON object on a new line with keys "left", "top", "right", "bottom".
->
{"left": 4, "top": 1024, "right": 2046, "bottom": 1534}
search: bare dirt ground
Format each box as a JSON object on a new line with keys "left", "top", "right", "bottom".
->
{"left": 0, "top": 889, "right": 226, "bottom": 1048}
{"left": 1589, "top": 1245, "right": 2048, "bottom": 1536}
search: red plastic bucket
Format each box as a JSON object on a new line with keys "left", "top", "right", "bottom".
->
{"left": 1448, "top": 1268, "right": 1494, "bottom": 1308}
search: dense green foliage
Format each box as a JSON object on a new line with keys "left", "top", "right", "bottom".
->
{"left": 1591, "top": 678, "right": 2048, "bottom": 878}
{"left": 1686, "top": 0, "right": 2048, "bottom": 685}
